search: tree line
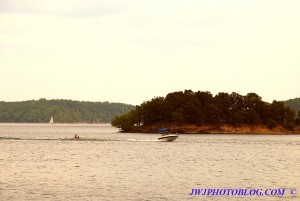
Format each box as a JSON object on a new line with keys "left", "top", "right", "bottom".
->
{"left": 0, "top": 99, "right": 134, "bottom": 123}
{"left": 283, "top": 98, "right": 300, "bottom": 115}
{"left": 112, "top": 90, "right": 300, "bottom": 132}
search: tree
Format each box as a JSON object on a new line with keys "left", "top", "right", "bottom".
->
{"left": 195, "top": 91, "right": 214, "bottom": 124}
{"left": 140, "top": 97, "right": 165, "bottom": 125}
{"left": 243, "top": 93, "right": 263, "bottom": 124}
{"left": 296, "top": 111, "right": 300, "bottom": 125}
{"left": 284, "top": 107, "right": 295, "bottom": 130}
{"left": 268, "top": 101, "right": 286, "bottom": 125}
{"left": 214, "top": 92, "right": 231, "bottom": 124}
{"left": 111, "top": 109, "right": 140, "bottom": 132}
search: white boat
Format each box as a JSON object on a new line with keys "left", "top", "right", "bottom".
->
{"left": 157, "top": 128, "right": 178, "bottom": 142}
{"left": 157, "top": 134, "right": 179, "bottom": 142}
{"left": 49, "top": 116, "right": 54, "bottom": 124}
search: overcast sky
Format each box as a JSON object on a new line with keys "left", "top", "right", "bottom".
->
{"left": 1, "top": 0, "right": 299, "bottom": 105}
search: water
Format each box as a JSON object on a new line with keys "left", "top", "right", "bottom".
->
{"left": 1, "top": 123, "right": 299, "bottom": 200}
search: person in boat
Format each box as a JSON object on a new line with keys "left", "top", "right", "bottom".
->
{"left": 163, "top": 130, "right": 171, "bottom": 136}
{"left": 158, "top": 128, "right": 170, "bottom": 136}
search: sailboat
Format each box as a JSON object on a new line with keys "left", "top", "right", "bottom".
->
{"left": 49, "top": 116, "right": 54, "bottom": 124}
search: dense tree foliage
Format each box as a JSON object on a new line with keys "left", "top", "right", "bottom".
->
{"left": 112, "top": 90, "right": 298, "bottom": 131}
{"left": 283, "top": 98, "right": 300, "bottom": 114}
{"left": 283, "top": 98, "right": 300, "bottom": 126}
{"left": 0, "top": 99, "right": 134, "bottom": 123}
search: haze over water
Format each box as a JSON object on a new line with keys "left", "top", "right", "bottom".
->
{"left": 1, "top": 123, "right": 299, "bottom": 200}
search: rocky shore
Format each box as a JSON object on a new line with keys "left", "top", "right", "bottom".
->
{"left": 129, "top": 124, "right": 300, "bottom": 134}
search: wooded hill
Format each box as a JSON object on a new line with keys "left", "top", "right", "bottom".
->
{"left": 112, "top": 90, "right": 300, "bottom": 132}
{"left": 0, "top": 99, "right": 134, "bottom": 123}
{"left": 283, "top": 98, "right": 300, "bottom": 114}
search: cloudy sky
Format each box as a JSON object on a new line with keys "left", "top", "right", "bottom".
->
{"left": 1, "top": 0, "right": 299, "bottom": 105}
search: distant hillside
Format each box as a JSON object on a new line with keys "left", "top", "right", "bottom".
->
{"left": 283, "top": 98, "right": 300, "bottom": 113}
{"left": 0, "top": 99, "right": 135, "bottom": 123}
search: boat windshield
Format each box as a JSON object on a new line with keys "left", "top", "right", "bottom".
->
{"left": 157, "top": 128, "right": 169, "bottom": 133}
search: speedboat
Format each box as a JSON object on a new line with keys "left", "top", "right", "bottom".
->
{"left": 157, "top": 134, "right": 178, "bottom": 142}
{"left": 157, "top": 128, "right": 178, "bottom": 142}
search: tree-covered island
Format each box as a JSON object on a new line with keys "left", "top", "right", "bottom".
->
{"left": 112, "top": 90, "right": 300, "bottom": 134}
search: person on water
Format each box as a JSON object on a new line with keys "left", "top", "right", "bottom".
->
{"left": 74, "top": 134, "right": 79, "bottom": 139}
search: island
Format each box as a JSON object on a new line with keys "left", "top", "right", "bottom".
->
{"left": 112, "top": 90, "right": 300, "bottom": 134}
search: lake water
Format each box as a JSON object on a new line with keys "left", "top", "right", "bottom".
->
{"left": 1, "top": 123, "right": 299, "bottom": 201}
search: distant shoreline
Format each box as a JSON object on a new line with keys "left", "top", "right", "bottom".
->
{"left": 0, "top": 122, "right": 112, "bottom": 125}
{"left": 125, "top": 124, "right": 300, "bottom": 134}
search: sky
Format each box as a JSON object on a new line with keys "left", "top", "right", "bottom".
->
{"left": 1, "top": 0, "right": 299, "bottom": 105}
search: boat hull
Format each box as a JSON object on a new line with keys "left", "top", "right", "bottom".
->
{"left": 157, "top": 134, "right": 178, "bottom": 142}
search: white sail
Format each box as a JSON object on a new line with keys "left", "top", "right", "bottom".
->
{"left": 49, "top": 116, "right": 54, "bottom": 124}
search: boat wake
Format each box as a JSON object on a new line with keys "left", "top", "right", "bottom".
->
{"left": 128, "top": 139, "right": 161, "bottom": 142}
{"left": 0, "top": 136, "right": 119, "bottom": 142}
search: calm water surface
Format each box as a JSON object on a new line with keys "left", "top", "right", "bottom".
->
{"left": 1, "top": 123, "right": 299, "bottom": 200}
